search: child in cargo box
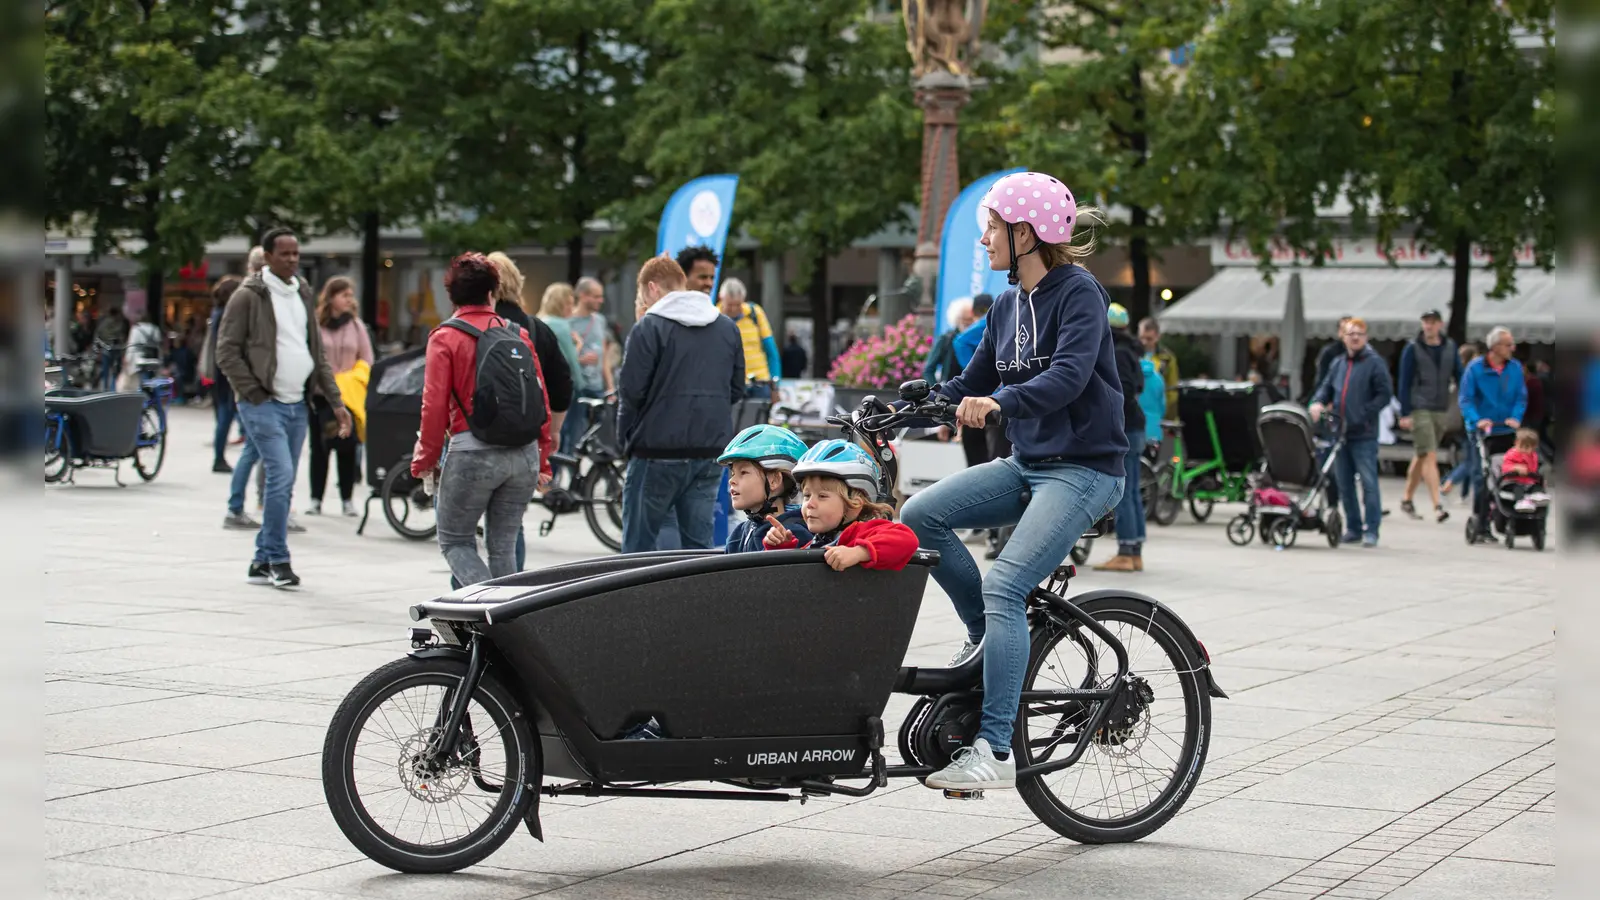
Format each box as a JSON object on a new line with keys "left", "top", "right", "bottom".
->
{"left": 762, "top": 439, "right": 919, "bottom": 571}
{"left": 717, "top": 424, "right": 814, "bottom": 553}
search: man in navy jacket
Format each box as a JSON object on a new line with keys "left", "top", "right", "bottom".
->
{"left": 1310, "top": 317, "right": 1395, "bottom": 547}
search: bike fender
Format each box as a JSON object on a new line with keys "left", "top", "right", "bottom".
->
{"left": 1068, "top": 589, "right": 1229, "bottom": 700}
{"left": 407, "top": 646, "right": 470, "bottom": 662}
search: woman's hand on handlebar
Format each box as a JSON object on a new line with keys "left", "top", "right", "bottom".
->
{"left": 956, "top": 396, "right": 1000, "bottom": 429}
{"left": 763, "top": 514, "right": 793, "bottom": 548}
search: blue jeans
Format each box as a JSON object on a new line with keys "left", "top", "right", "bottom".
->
{"left": 1447, "top": 438, "right": 1478, "bottom": 503}
{"left": 1114, "top": 427, "right": 1147, "bottom": 549}
{"left": 744, "top": 383, "right": 772, "bottom": 401}
{"left": 621, "top": 457, "right": 722, "bottom": 553}
{"left": 213, "top": 381, "right": 236, "bottom": 465}
{"left": 228, "top": 419, "right": 261, "bottom": 515}
{"left": 235, "top": 400, "right": 308, "bottom": 564}
{"left": 1333, "top": 437, "right": 1382, "bottom": 539}
{"left": 901, "top": 457, "right": 1123, "bottom": 749}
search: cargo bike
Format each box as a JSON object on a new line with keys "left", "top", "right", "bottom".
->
{"left": 321, "top": 383, "right": 1228, "bottom": 873}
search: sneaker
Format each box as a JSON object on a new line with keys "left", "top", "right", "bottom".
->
{"left": 268, "top": 562, "right": 300, "bottom": 589}
{"left": 1400, "top": 499, "right": 1420, "bottom": 519}
{"left": 926, "top": 737, "right": 1016, "bottom": 791}
{"left": 1340, "top": 532, "right": 1363, "bottom": 545}
{"left": 947, "top": 640, "right": 981, "bottom": 668}
{"left": 286, "top": 515, "right": 306, "bottom": 534}
{"left": 212, "top": 459, "right": 233, "bottom": 474}
{"left": 246, "top": 561, "right": 270, "bottom": 585}
{"left": 224, "top": 510, "right": 260, "bottom": 530}
{"left": 1528, "top": 492, "right": 1551, "bottom": 507}
{"left": 1361, "top": 535, "right": 1379, "bottom": 548}
{"left": 621, "top": 716, "right": 664, "bottom": 740}
{"left": 1514, "top": 498, "right": 1536, "bottom": 512}
{"left": 341, "top": 499, "right": 358, "bottom": 517}
{"left": 305, "top": 500, "right": 322, "bottom": 516}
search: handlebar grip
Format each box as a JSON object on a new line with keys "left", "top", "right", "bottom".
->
{"left": 985, "top": 410, "right": 1001, "bottom": 428}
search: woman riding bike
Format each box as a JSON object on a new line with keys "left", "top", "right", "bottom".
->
{"left": 900, "top": 171, "right": 1127, "bottom": 792}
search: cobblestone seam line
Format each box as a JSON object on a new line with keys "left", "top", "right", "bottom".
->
{"left": 1247, "top": 743, "right": 1552, "bottom": 900}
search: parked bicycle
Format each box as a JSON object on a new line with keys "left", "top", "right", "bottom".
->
{"left": 44, "top": 360, "right": 168, "bottom": 484}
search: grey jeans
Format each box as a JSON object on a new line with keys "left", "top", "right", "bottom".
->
{"left": 435, "top": 442, "right": 541, "bottom": 587}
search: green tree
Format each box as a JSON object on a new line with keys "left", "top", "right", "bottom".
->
{"left": 424, "top": 0, "right": 649, "bottom": 283}
{"left": 1178, "top": 0, "right": 1555, "bottom": 345}
{"left": 45, "top": 1, "right": 253, "bottom": 319}
{"left": 979, "top": 0, "right": 1214, "bottom": 325}
{"left": 606, "top": 0, "right": 920, "bottom": 370}
{"left": 223, "top": 0, "right": 453, "bottom": 322}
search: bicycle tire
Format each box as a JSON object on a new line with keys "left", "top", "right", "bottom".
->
{"left": 133, "top": 408, "right": 165, "bottom": 481}
{"left": 581, "top": 463, "right": 624, "bottom": 552}
{"left": 45, "top": 416, "right": 68, "bottom": 483}
{"left": 1188, "top": 494, "right": 1215, "bottom": 523}
{"left": 1150, "top": 469, "right": 1180, "bottom": 526}
{"left": 382, "top": 461, "right": 438, "bottom": 541}
{"left": 1016, "top": 596, "right": 1210, "bottom": 844}
{"left": 322, "top": 656, "right": 534, "bottom": 873}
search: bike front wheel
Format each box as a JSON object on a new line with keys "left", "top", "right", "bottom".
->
{"left": 1150, "top": 469, "right": 1181, "bottom": 526}
{"left": 582, "top": 463, "right": 624, "bottom": 552}
{"left": 1015, "top": 595, "right": 1211, "bottom": 844}
{"left": 133, "top": 408, "right": 165, "bottom": 481}
{"left": 322, "top": 656, "right": 535, "bottom": 874}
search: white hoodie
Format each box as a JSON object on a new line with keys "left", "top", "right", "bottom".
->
{"left": 646, "top": 290, "right": 720, "bottom": 327}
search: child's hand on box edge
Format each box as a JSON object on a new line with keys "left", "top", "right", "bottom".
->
{"left": 824, "top": 545, "right": 871, "bottom": 571}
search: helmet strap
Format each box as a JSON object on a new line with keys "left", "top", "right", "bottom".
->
{"left": 1008, "top": 223, "right": 1042, "bottom": 287}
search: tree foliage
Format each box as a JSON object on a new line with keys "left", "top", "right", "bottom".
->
{"left": 1177, "top": 0, "right": 1555, "bottom": 341}
{"left": 978, "top": 1, "right": 1214, "bottom": 324}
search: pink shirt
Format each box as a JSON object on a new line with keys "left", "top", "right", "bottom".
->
{"left": 319, "top": 317, "right": 374, "bottom": 375}
{"left": 1501, "top": 448, "right": 1539, "bottom": 485}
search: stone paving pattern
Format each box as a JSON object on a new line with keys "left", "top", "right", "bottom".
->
{"left": 46, "top": 408, "right": 1554, "bottom": 899}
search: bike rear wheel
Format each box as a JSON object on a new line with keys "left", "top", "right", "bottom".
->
{"left": 133, "top": 408, "right": 165, "bottom": 481}
{"left": 1016, "top": 596, "right": 1210, "bottom": 844}
{"left": 45, "top": 416, "right": 67, "bottom": 483}
{"left": 1150, "top": 469, "right": 1180, "bottom": 526}
{"left": 322, "top": 656, "right": 535, "bottom": 874}
{"left": 582, "top": 463, "right": 624, "bottom": 552}
{"left": 382, "top": 460, "right": 438, "bottom": 541}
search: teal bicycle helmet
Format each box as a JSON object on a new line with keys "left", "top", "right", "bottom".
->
{"left": 717, "top": 425, "right": 809, "bottom": 471}
{"left": 792, "top": 439, "right": 881, "bottom": 497}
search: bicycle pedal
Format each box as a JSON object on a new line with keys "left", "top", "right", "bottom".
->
{"left": 942, "top": 789, "right": 985, "bottom": 801}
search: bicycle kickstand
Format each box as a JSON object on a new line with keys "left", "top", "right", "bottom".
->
{"left": 539, "top": 513, "right": 557, "bottom": 538}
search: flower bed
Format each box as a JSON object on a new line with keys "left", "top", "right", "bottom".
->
{"left": 827, "top": 315, "right": 932, "bottom": 391}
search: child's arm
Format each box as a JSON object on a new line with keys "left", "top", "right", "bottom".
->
{"left": 829, "top": 520, "right": 920, "bottom": 571}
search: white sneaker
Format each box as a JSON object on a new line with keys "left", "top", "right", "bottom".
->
{"left": 342, "top": 499, "right": 358, "bottom": 517}
{"left": 305, "top": 500, "right": 322, "bottom": 516}
{"left": 1514, "top": 498, "right": 1536, "bottom": 512}
{"left": 1528, "top": 492, "right": 1551, "bottom": 507}
{"left": 947, "top": 640, "right": 981, "bottom": 668}
{"left": 926, "top": 737, "right": 1015, "bottom": 790}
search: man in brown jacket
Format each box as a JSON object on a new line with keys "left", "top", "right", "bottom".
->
{"left": 216, "top": 227, "right": 350, "bottom": 588}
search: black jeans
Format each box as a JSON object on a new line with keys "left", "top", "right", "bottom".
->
{"left": 308, "top": 425, "right": 359, "bottom": 503}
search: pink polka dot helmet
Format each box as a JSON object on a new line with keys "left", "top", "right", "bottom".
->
{"left": 979, "top": 172, "right": 1077, "bottom": 285}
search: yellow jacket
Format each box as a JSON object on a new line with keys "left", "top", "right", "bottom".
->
{"left": 334, "top": 359, "right": 370, "bottom": 443}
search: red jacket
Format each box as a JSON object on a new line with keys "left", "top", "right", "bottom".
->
{"left": 412, "top": 306, "right": 553, "bottom": 478}
{"left": 1500, "top": 448, "right": 1539, "bottom": 484}
{"left": 769, "top": 518, "right": 920, "bottom": 571}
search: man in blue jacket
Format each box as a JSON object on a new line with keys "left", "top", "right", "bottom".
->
{"left": 1309, "top": 317, "right": 1395, "bottom": 547}
{"left": 1458, "top": 326, "right": 1528, "bottom": 539}
{"left": 617, "top": 255, "right": 745, "bottom": 553}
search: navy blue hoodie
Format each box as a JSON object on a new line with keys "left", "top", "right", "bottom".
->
{"left": 940, "top": 265, "right": 1128, "bottom": 476}
{"left": 724, "top": 505, "right": 812, "bottom": 554}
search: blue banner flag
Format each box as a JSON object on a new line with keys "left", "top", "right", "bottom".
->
{"left": 654, "top": 174, "right": 741, "bottom": 547}
{"left": 657, "top": 174, "right": 740, "bottom": 300}
{"left": 935, "top": 168, "right": 1025, "bottom": 336}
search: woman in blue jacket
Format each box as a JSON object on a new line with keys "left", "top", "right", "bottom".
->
{"left": 900, "top": 172, "right": 1126, "bottom": 793}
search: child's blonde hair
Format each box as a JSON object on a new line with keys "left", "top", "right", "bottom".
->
{"left": 1515, "top": 428, "right": 1539, "bottom": 451}
{"left": 800, "top": 474, "right": 895, "bottom": 522}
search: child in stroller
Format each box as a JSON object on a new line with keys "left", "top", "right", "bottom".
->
{"left": 1499, "top": 429, "right": 1551, "bottom": 513}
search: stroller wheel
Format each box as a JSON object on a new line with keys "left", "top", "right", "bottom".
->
{"left": 1504, "top": 530, "right": 1514, "bottom": 550}
{"left": 1324, "top": 510, "right": 1341, "bottom": 548}
{"left": 1267, "top": 517, "right": 1297, "bottom": 549}
{"left": 1532, "top": 527, "right": 1545, "bottom": 552}
{"left": 1464, "top": 515, "right": 1478, "bottom": 545}
{"left": 1226, "top": 515, "right": 1254, "bottom": 546}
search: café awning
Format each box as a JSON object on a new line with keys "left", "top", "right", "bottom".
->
{"left": 1159, "top": 267, "right": 1556, "bottom": 343}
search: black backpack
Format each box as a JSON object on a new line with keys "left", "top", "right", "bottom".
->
{"left": 440, "top": 317, "right": 546, "bottom": 447}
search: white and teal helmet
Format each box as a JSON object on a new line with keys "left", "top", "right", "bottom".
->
{"left": 717, "top": 425, "right": 809, "bottom": 471}
{"left": 792, "top": 439, "right": 881, "bottom": 497}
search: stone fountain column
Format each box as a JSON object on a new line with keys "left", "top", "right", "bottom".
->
{"left": 910, "top": 70, "right": 972, "bottom": 323}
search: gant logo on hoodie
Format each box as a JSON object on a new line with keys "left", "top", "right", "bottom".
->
{"left": 998, "top": 292, "right": 1050, "bottom": 373}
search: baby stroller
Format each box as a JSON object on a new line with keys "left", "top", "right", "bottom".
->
{"left": 1465, "top": 430, "right": 1548, "bottom": 551}
{"left": 1226, "top": 403, "right": 1346, "bottom": 549}
{"left": 355, "top": 347, "right": 437, "bottom": 541}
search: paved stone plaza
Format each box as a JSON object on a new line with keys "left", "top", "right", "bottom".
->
{"left": 45, "top": 407, "right": 1554, "bottom": 900}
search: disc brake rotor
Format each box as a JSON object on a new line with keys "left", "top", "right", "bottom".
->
{"left": 397, "top": 728, "right": 470, "bottom": 803}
